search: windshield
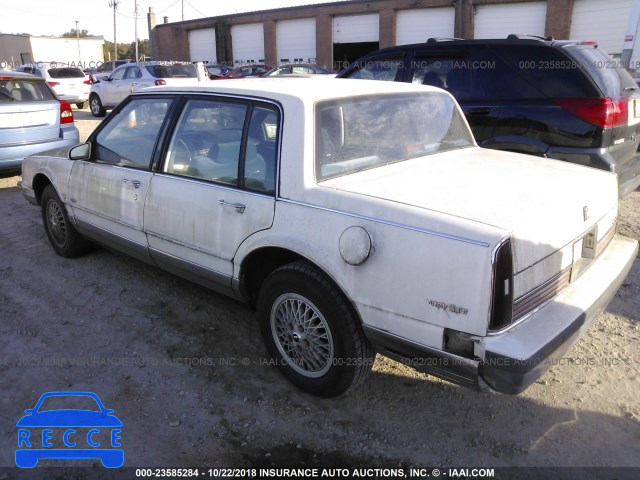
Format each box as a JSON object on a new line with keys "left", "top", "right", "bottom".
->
{"left": 146, "top": 64, "right": 197, "bottom": 78}
{"left": 315, "top": 92, "right": 474, "bottom": 181}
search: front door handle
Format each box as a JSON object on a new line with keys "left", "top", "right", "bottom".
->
{"left": 123, "top": 179, "right": 141, "bottom": 189}
{"left": 218, "top": 200, "right": 246, "bottom": 214}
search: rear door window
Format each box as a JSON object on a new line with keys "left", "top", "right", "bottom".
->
{"left": 565, "top": 46, "right": 637, "bottom": 97}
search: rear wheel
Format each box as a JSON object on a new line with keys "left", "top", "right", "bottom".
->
{"left": 257, "top": 262, "right": 375, "bottom": 397}
{"left": 89, "top": 94, "right": 106, "bottom": 117}
{"left": 41, "top": 185, "right": 91, "bottom": 258}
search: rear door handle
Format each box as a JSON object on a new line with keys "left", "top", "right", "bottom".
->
{"left": 467, "top": 107, "right": 491, "bottom": 116}
{"left": 122, "top": 179, "right": 141, "bottom": 189}
{"left": 218, "top": 200, "right": 246, "bottom": 214}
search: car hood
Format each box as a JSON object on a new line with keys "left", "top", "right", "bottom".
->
{"left": 319, "top": 147, "right": 618, "bottom": 272}
{"left": 16, "top": 410, "right": 123, "bottom": 427}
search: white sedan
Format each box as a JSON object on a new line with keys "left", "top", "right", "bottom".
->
{"left": 18, "top": 77, "right": 638, "bottom": 397}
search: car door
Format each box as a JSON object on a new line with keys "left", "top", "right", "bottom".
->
{"left": 68, "top": 96, "right": 175, "bottom": 262}
{"left": 143, "top": 97, "right": 278, "bottom": 291}
{"left": 100, "top": 66, "right": 126, "bottom": 105}
{"left": 117, "top": 65, "right": 143, "bottom": 100}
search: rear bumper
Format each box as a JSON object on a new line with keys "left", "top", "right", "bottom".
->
{"left": 364, "top": 234, "right": 638, "bottom": 394}
{"left": 0, "top": 126, "right": 79, "bottom": 173}
{"left": 481, "top": 234, "right": 638, "bottom": 394}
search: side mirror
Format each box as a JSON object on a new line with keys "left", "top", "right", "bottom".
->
{"left": 69, "top": 142, "right": 91, "bottom": 161}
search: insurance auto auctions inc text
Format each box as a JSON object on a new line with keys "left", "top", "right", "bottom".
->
{"left": 197, "top": 468, "right": 495, "bottom": 478}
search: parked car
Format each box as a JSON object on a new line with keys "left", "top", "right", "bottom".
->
{"left": 263, "top": 64, "right": 336, "bottom": 76}
{"left": 204, "top": 64, "right": 232, "bottom": 79}
{"left": 0, "top": 70, "right": 79, "bottom": 174}
{"left": 18, "top": 78, "right": 638, "bottom": 397}
{"left": 337, "top": 35, "right": 640, "bottom": 198}
{"left": 16, "top": 63, "right": 90, "bottom": 109}
{"left": 84, "top": 59, "right": 135, "bottom": 78}
{"left": 89, "top": 61, "right": 198, "bottom": 117}
{"left": 214, "top": 64, "right": 273, "bottom": 79}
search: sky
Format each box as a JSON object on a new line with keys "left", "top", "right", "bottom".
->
{"left": 0, "top": 0, "right": 350, "bottom": 43}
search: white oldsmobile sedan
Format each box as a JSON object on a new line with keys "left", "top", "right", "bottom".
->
{"left": 18, "top": 78, "right": 638, "bottom": 397}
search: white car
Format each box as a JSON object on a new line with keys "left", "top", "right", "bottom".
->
{"left": 89, "top": 61, "right": 198, "bottom": 117}
{"left": 16, "top": 63, "right": 90, "bottom": 109}
{"left": 18, "top": 78, "right": 638, "bottom": 397}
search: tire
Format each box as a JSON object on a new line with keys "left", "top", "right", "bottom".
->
{"left": 76, "top": 101, "right": 87, "bottom": 109}
{"left": 257, "top": 262, "right": 375, "bottom": 397}
{"left": 89, "top": 94, "right": 106, "bottom": 117}
{"left": 41, "top": 185, "right": 91, "bottom": 258}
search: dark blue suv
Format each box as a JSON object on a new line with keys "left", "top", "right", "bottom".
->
{"left": 337, "top": 35, "right": 640, "bottom": 198}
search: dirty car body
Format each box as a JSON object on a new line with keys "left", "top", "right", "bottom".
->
{"left": 18, "top": 78, "right": 638, "bottom": 397}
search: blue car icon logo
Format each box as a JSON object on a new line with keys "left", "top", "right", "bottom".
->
{"left": 16, "top": 391, "right": 123, "bottom": 468}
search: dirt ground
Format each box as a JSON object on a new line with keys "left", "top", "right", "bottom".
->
{"left": 0, "top": 113, "right": 639, "bottom": 479}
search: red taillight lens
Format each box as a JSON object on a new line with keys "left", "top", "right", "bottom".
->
{"left": 553, "top": 97, "right": 628, "bottom": 128}
{"left": 47, "top": 81, "right": 60, "bottom": 87}
{"left": 154, "top": 79, "right": 166, "bottom": 86}
{"left": 59, "top": 100, "right": 74, "bottom": 124}
{"left": 0, "top": 76, "right": 14, "bottom": 81}
{"left": 83, "top": 79, "right": 92, "bottom": 85}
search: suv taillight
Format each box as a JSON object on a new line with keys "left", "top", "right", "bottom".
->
{"left": 154, "top": 79, "right": 166, "bottom": 86}
{"left": 553, "top": 97, "right": 628, "bottom": 128}
{"left": 47, "top": 81, "right": 60, "bottom": 87}
{"left": 489, "top": 238, "right": 513, "bottom": 331}
{"left": 60, "top": 100, "right": 74, "bottom": 124}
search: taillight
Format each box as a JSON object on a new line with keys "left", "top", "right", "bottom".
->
{"left": 84, "top": 79, "right": 92, "bottom": 85}
{"left": 489, "top": 238, "right": 513, "bottom": 331}
{"left": 154, "top": 79, "right": 166, "bottom": 86}
{"left": 47, "top": 81, "right": 60, "bottom": 87}
{"left": 59, "top": 100, "right": 74, "bottom": 124}
{"left": 553, "top": 97, "right": 628, "bottom": 128}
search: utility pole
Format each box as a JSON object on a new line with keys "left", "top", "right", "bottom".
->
{"left": 108, "top": 0, "right": 119, "bottom": 60}
{"left": 182, "top": 0, "right": 184, "bottom": 21}
{"left": 75, "top": 20, "right": 81, "bottom": 64}
{"left": 135, "top": 0, "right": 139, "bottom": 62}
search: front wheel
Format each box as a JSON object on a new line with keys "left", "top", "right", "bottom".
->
{"left": 89, "top": 94, "right": 106, "bottom": 117}
{"left": 257, "top": 262, "right": 375, "bottom": 397}
{"left": 41, "top": 185, "right": 91, "bottom": 258}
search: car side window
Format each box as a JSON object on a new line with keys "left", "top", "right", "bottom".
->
{"left": 109, "top": 67, "right": 126, "bottom": 81}
{"left": 346, "top": 57, "right": 403, "bottom": 81}
{"left": 164, "top": 99, "right": 278, "bottom": 194}
{"left": 124, "top": 66, "right": 142, "bottom": 79}
{"left": 411, "top": 56, "right": 487, "bottom": 101}
{"left": 94, "top": 98, "right": 173, "bottom": 170}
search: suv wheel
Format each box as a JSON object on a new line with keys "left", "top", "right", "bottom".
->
{"left": 257, "top": 262, "right": 375, "bottom": 397}
{"left": 89, "top": 94, "right": 106, "bottom": 117}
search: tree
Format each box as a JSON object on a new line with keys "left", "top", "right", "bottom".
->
{"left": 61, "top": 29, "right": 90, "bottom": 38}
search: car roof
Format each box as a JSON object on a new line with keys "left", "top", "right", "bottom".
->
{"left": 0, "top": 69, "right": 45, "bottom": 80}
{"left": 140, "top": 76, "right": 444, "bottom": 103}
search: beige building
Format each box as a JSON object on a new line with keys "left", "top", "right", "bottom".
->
{"left": 149, "top": 0, "right": 632, "bottom": 69}
{"left": 0, "top": 34, "right": 104, "bottom": 70}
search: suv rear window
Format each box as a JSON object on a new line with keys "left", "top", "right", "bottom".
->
{"left": 491, "top": 45, "right": 600, "bottom": 98}
{"left": 47, "top": 68, "right": 86, "bottom": 79}
{"left": 146, "top": 64, "right": 197, "bottom": 78}
{"left": 564, "top": 46, "right": 637, "bottom": 97}
{"left": 0, "top": 78, "right": 56, "bottom": 102}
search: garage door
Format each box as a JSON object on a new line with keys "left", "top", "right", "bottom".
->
{"left": 231, "top": 23, "right": 265, "bottom": 64}
{"left": 189, "top": 28, "right": 216, "bottom": 63}
{"left": 277, "top": 18, "right": 316, "bottom": 64}
{"left": 396, "top": 8, "right": 455, "bottom": 45}
{"left": 570, "top": 0, "right": 631, "bottom": 54}
{"left": 474, "top": 2, "right": 547, "bottom": 39}
{"left": 333, "top": 14, "right": 379, "bottom": 43}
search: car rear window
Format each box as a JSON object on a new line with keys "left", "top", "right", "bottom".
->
{"left": 491, "top": 45, "right": 600, "bottom": 98}
{"left": 564, "top": 46, "right": 638, "bottom": 97}
{"left": 316, "top": 92, "right": 474, "bottom": 181}
{"left": 146, "top": 64, "right": 197, "bottom": 78}
{"left": 47, "top": 68, "right": 86, "bottom": 79}
{"left": 0, "top": 78, "right": 56, "bottom": 102}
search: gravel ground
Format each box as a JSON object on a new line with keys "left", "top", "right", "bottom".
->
{"left": 0, "top": 113, "right": 638, "bottom": 479}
